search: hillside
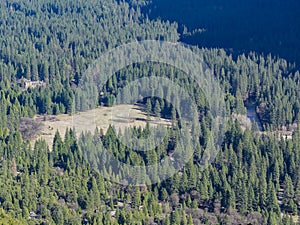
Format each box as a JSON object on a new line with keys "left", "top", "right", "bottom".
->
{"left": 0, "top": 0, "right": 299, "bottom": 224}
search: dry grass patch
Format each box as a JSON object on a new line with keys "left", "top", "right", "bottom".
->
{"left": 31, "top": 104, "right": 171, "bottom": 149}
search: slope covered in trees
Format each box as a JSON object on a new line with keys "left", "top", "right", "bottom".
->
{"left": 143, "top": 0, "right": 300, "bottom": 67}
{"left": 0, "top": 0, "right": 299, "bottom": 224}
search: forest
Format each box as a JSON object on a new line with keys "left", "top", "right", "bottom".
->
{"left": 143, "top": 0, "right": 300, "bottom": 67}
{"left": 0, "top": 0, "right": 299, "bottom": 224}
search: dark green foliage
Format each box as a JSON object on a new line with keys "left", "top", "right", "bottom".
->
{"left": 0, "top": 0, "right": 299, "bottom": 224}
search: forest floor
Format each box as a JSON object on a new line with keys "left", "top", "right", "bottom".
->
{"left": 31, "top": 104, "right": 171, "bottom": 149}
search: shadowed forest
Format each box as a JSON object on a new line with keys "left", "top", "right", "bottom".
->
{"left": 142, "top": 0, "right": 300, "bottom": 67}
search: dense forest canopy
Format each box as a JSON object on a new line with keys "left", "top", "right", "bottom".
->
{"left": 142, "top": 0, "right": 300, "bottom": 67}
{"left": 0, "top": 0, "right": 299, "bottom": 224}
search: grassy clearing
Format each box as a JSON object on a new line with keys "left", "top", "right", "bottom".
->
{"left": 31, "top": 104, "right": 171, "bottom": 149}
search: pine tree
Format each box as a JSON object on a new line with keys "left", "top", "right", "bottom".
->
{"left": 187, "top": 214, "right": 194, "bottom": 225}
{"left": 133, "top": 188, "right": 141, "bottom": 209}
{"left": 267, "top": 179, "right": 280, "bottom": 214}
{"left": 146, "top": 98, "right": 152, "bottom": 118}
{"left": 267, "top": 211, "right": 278, "bottom": 225}
{"left": 154, "top": 100, "right": 161, "bottom": 118}
{"left": 171, "top": 209, "right": 180, "bottom": 225}
{"left": 283, "top": 174, "right": 295, "bottom": 213}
